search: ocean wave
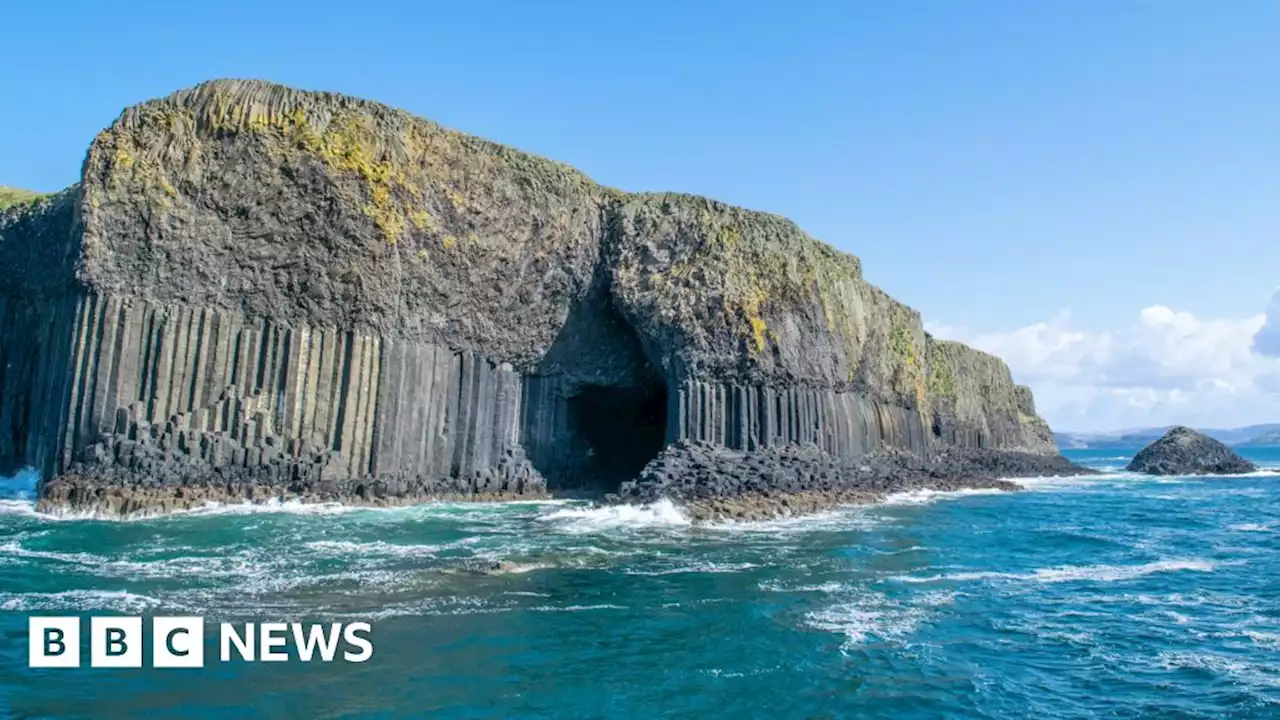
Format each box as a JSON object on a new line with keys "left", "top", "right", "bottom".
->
{"left": 178, "top": 499, "right": 372, "bottom": 518}
{"left": 805, "top": 590, "right": 935, "bottom": 649}
{"left": 304, "top": 539, "right": 444, "bottom": 558}
{"left": 333, "top": 595, "right": 511, "bottom": 620}
{"left": 881, "top": 487, "right": 1007, "bottom": 506}
{"left": 1006, "top": 475, "right": 1105, "bottom": 490}
{"left": 0, "top": 589, "right": 163, "bottom": 613}
{"left": 1242, "top": 630, "right": 1280, "bottom": 650}
{"left": 890, "top": 558, "right": 1222, "bottom": 585}
{"left": 1228, "top": 523, "right": 1273, "bottom": 533}
{"left": 1231, "top": 469, "right": 1280, "bottom": 478}
{"left": 1158, "top": 651, "right": 1280, "bottom": 690}
{"left": 0, "top": 539, "right": 285, "bottom": 581}
{"left": 0, "top": 537, "right": 446, "bottom": 596}
{"left": 537, "top": 499, "right": 691, "bottom": 533}
{"left": 0, "top": 499, "right": 40, "bottom": 518}
{"left": 1119, "top": 469, "right": 1280, "bottom": 481}
{"left": 0, "top": 540, "right": 108, "bottom": 566}
{"left": 703, "top": 508, "right": 879, "bottom": 534}
{"left": 3, "top": 496, "right": 571, "bottom": 524}
{"left": 625, "top": 561, "right": 759, "bottom": 576}
{"left": 1010, "top": 471, "right": 1150, "bottom": 489}
{"left": 0, "top": 498, "right": 373, "bottom": 523}
{"left": 759, "top": 580, "right": 847, "bottom": 594}
{"left": 529, "top": 604, "right": 628, "bottom": 612}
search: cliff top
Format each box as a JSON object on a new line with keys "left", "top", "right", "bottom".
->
{"left": 0, "top": 186, "right": 49, "bottom": 211}
{"left": 72, "top": 78, "right": 893, "bottom": 380}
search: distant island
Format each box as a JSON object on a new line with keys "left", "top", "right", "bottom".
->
{"left": 1241, "top": 429, "right": 1280, "bottom": 447}
{"left": 1056, "top": 424, "right": 1280, "bottom": 450}
{"left": 1126, "top": 427, "right": 1258, "bottom": 476}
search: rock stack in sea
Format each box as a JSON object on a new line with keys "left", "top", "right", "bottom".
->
{"left": 0, "top": 79, "right": 1088, "bottom": 517}
{"left": 1126, "top": 427, "right": 1258, "bottom": 476}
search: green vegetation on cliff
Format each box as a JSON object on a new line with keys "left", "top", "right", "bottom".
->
{"left": 0, "top": 187, "right": 47, "bottom": 211}
{"left": 37, "top": 78, "right": 1059, "bottom": 456}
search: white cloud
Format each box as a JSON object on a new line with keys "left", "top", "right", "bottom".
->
{"left": 927, "top": 304, "right": 1280, "bottom": 432}
{"left": 1253, "top": 289, "right": 1280, "bottom": 357}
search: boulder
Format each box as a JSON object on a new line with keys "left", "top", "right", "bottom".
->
{"left": 1126, "top": 426, "right": 1257, "bottom": 476}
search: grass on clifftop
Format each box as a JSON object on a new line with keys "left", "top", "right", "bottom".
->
{"left": 0, "top": 187, "right": 48, "bottom": 211}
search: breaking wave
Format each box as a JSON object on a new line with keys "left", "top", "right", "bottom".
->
{"left": 537, "top": 499, "right": 691, "bottom": 532}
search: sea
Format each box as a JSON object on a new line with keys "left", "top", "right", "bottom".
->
{"left": 0, "top": 447, "right": 1277, "bottom": 719}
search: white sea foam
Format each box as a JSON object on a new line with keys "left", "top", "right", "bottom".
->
{"left": 304, "top": 539, "right": 443, "bottom": 558}
{"left": 1242, "top": 630, "right": 1280, "bottom": 650}
{"left": 881, "top": 487, "right": 1007, "bottom": 506}
{"left": 1235, "top": 469, "right": 1280, "bottom": 478}
{"left": 1158, "top": 651, "right": 1280, "bottom": 689}
{"left": 890, "top": 558, "right": 1222, "bottom": 585}
{"left": 1229, "top": 523, "right": 1273, "bottom": 533}
{"left": 703, "top": 507, "right": 879, "bottom": 534}
{"left": 1032, "top": 559, "right": 1222, "bottom": 583}
{"left": 344, "top": 595, "right": 512, "bottom": 620}
{"left": 1009, "top": 472, "right": 1149, "bottom": 490}
{"left": 0, "top": 539, "right": 289, "bottom": 583}
{"left": 758, "top": 580, "right": 847, "bottom": 594}
{"left": 530, "top": 603, "right": 628, "bottom": 612}
{"left": 0, "top": 589, "right": 163, "bottom": 613}
{"left": 805, "top": 591, "right": 932, "bottom": 649}
{"left": 0, "top": 499, "right": 39, "bottom": 517}
{"left": 3, "top": 496, "right": 546, "bottom": 524}
{"left": 181, "top": 499, "right": 371, "bottom": 517}
{"left": 0, "top": 540, "right": 107, "bottom": 566}
{"left": 0, "top": 498, "right": 373, "bottom": 523}
{"left": 625, "top": 561, "right": 759, "bottom": 576}
{"left": 537, "top": 499, "right": 691, "bottom": 533}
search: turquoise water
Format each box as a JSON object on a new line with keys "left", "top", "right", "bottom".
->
{"left": 1, "top": 449, "right": 1278, "bottom": 719}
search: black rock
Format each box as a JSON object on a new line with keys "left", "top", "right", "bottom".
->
{"left": 1126, "top": 426, "right": 1257, "bottom": 476}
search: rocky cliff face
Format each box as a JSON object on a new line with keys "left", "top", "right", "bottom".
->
{"left": 0, "top": 79, "right": 1060, "bottom": 511}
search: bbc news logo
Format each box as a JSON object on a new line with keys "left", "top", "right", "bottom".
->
{"left": 29, "top": 617, "right": 373, "bottom": 668}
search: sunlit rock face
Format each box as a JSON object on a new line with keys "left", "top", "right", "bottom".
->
{"left": 0, "top": 79, "right": 1059, "bottom": 514}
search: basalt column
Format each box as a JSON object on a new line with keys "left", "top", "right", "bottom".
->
{"left": 668, "top": 380, "right": 930, "bottom": 458}
{"left": 19, "top": 293, "right": 545, "bottom": 498}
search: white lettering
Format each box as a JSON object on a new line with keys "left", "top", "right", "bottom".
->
{"left": 220, "top": 622, "right": 255, "bottom": 662}
{"left": 259, "top": 622, "right": 289, "bottom": 662}
{"left": 291, "top": 623, "right": 342, "bottom": 662}
{"left": 342, "top": 622, "right": 373, "bottom": 663}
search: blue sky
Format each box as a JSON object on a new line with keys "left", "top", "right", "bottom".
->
{"left": 2, "top": 1, "right": 1278, "bottom": 431}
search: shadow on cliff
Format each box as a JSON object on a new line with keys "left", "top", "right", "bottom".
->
{"left": 519, "top": 265, "right": 668, "bottom": 496}
{"left": 0, "top": 189, "right": 83, "bottom": 478}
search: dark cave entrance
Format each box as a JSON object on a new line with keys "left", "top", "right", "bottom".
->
{"left": 521, "top": 269, "right": 671, "bottom": 496}
{"left": 564, "top": 381, "right": 668, "bottom": 494}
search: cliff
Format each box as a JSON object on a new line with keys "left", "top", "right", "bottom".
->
{"left": 0, "top": 79, "right": 1059, "bottom": 512}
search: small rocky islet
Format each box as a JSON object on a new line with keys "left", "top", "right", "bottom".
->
{"left": 3, "top": 79, "right": 1094, "bottom": 521}
{"left": 1126, "top": 426, "right": 1258, "bottom": 476}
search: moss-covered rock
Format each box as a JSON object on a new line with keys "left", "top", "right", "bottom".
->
{"left": 2, "top": 78, "right": 1062, "bottom": 508}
